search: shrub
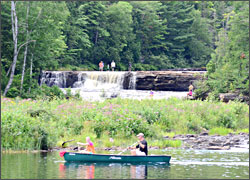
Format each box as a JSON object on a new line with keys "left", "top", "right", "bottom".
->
{"left": 6, "top": 87, "right": 20, "bottom": 98}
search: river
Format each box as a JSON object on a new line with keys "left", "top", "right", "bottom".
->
{"left": 2, "top": 149, "right": 249, "bottom": 179}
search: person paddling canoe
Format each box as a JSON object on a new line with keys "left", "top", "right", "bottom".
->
{"left": 77, "top": 137, "right": 95, "bottom": 154}
{"left": 129, "top": 133, "right": 148, "bottom": 156}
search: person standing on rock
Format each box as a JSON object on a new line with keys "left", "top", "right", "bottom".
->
{"left": 187, "top": 82, "right": 194, "bottom": 96}
{"left": 111, "top": 60, "right": 116, "bottom": 71}
{"left": 107, "top": 64, "right": 110, "bottom": 71}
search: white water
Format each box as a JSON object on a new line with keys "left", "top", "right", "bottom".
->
{"left": 62, "top": 89, "right": 188, "bottom": 101}
{"left": 73, "top": 71, "right": 126, "bottom": 90}
{"left": 41, "top": 71, "right": 190, "bottom": 101}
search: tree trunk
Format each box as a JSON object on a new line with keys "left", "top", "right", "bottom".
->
{"left": 20, "top": 2, "right": 30, "bottom": 94}
{"left": 28, "top": 51, "right": 34, "bottom": 93}
{"left": 6, "top": 62, "right": 13, "bottom": 77}
{"left": 3, "top": 1, "right": 18, "bottom": 96}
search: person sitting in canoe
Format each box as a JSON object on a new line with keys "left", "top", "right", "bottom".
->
{"left": 77, "top": 137, "right": 96, "bottom": 154}
{"left": 129, "top": 133, "right": 148, "bottom": 156}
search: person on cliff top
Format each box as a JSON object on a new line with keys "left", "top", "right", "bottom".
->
{"left": 128, "top": 62, "right": 132, "bottom": 71}
{"left": 187, "top": 82, "right": 194, "bottom": 96}
{"left": 129, "top": 133, "right": 148, "bottom": 156}
{"left": 111, "top": 60, "right": 116, "bottom": 71}
{"left": 99, "top": 61, "right": 104, "bottom": 71}
{"left": 77, "top": 137, "right": 95, "bottom": 154}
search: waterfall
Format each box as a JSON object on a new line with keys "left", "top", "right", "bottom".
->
{"left": 72, "top": 72, "right": 84, "bottom": 88}
{"left": 40, "top": 71, "right": 136, "bottom": 90}
{"left": 81, "top": 71, "right": 126, "bottom": 91}
{"left": 128, "top": 72, "right": 136, "bottom": 89}
{"left": 40, "top": 71, "right": 67, "bottom": 88}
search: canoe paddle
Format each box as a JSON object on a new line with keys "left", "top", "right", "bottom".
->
{"left": 118, "top": 142, "right": 138, "bottom": 155}
{"left": 62, "top": 139, "right": 75, "bottom": 147}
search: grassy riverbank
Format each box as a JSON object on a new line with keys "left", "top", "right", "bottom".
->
{"left": 1, "top": 96, "right": 249, "bottom": 150}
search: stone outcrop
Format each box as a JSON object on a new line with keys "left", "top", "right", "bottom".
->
{"left": 135, "top": 71, "right": 206, "bottom": 91}
{"left": 166, "top": 132, "right": 249, "bottom": 150}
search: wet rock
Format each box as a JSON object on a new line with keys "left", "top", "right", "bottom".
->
{"left": 110, "top": 93, "right": 118, "bottom": 98}
{"left": 232, "top": 138, "right": 240, "bottom": 143}
{"left": 190, "top": 137, "right": 197, "bottom": 140}
{"left": 186, "top": 134, "right": 196, "bottom": 138}
{"left": 200, "top": 131, "right": 209, "bottom": 136}
{"left": 173, "top": 135, "right": 183, "bottom": 139}
{"left": 208, "top": 142, "right": 223, "bottom": 147}
{"left": 223, "top": 140, "right": 231, "bottom": 146}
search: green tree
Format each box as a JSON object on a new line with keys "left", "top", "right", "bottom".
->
{"left": 103, "top": 2, "right": 134, "bottom": 68}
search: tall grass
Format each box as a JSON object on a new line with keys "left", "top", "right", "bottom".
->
{"left": 1, "top": 96, "right": 249, "bottom": 150}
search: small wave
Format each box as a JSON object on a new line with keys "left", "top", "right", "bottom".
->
{"left": 171, "top": 161, "right": 249, "bottom": 166}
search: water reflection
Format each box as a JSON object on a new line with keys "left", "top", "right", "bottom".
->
{"left": 130, "top": 164, "right": 148, "bottom": 179}
{"left": 2, "top": 150, "right": 248, "bottom": 179}
{"left": 62, "top": 162, "right": 169, "bottom": 179}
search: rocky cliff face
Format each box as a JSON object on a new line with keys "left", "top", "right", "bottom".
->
{"left": 135, "top": 71, "right": 206, "bottom": 91}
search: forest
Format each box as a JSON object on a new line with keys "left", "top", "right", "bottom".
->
{"left": 1, "top": 1, "right": 249, "bottom": 98}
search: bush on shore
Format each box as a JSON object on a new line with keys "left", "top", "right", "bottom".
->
{"left": 1, "top": 97, "right": 249, "bottom": 150}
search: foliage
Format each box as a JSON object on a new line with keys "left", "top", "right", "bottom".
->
{"left": 195, "top": 1, "right": 249, "bottom": 97}
{"left": 1, "top": 97, "right": 248, "bottom": 150}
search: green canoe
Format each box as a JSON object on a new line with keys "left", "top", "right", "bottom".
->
{"left": 63, "top": 152, "right": 171, "bottom": 164}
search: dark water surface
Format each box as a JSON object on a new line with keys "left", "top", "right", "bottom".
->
{"left": 1, "top": 149, "right": 249, "bottom": 179}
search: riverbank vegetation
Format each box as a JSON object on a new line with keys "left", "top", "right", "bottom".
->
{"left": 1, "top": 1, "right": 249, "bottom": 99}
{"left": 2, "top": 97, "right": 248, "bottom": 150}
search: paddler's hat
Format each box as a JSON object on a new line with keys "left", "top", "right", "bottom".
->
{"left": 137, "top": 133, "right": 144, "bottom": 137}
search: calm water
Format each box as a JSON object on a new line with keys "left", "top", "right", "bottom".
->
{"left": 1, "top": 149, "right": 249, "bottom": 179}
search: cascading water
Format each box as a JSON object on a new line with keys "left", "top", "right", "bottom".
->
{"left": 80, "top": 71, "right": 126, "bottom": 91}
{"left": 40, "top": 71, "right": 136, "bottom": 90}
{"left": 128, "top": 72, "right": 137, "bottom": 89}
{"left": 40, "top": 71, "right": 67, "bottom": 88}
